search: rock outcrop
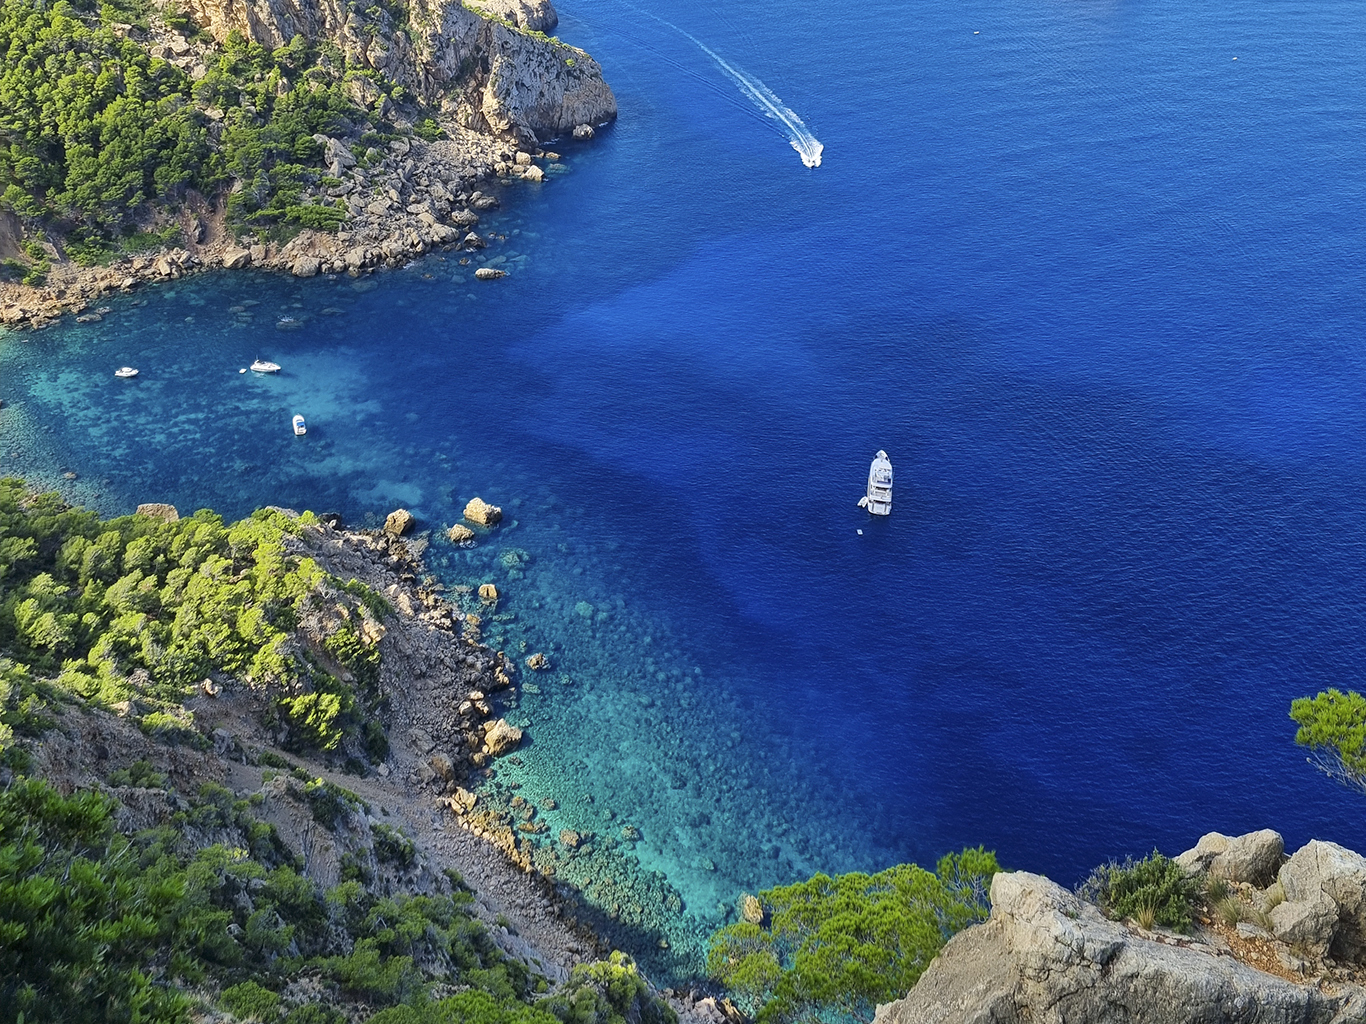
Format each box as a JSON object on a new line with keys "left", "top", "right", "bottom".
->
{"left": 1276, "top": 840, "right": 1366, "bottom": 962}
{"left": 874, "top": 872, "right": 1366, "bottom": 1024}
{"left": 182, "top": 0, "right": 613, "bottom": 144}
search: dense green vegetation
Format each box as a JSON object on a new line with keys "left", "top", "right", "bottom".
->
{"left": 0, "top": 478, "right": 384, "bottom": 758}
{"left": 706, "top": 848, "right": 1000, "bottom": 1024}
{"left": 0, "top": 769, "right": 671, "bottom": 1024}
{"left": 1291, "top": 688, "right": 1366, "bottom": 795}
{"left": 1077, "top": 850, "right": 1202, "bottom": 933}
{"left": 0, "top": 0, "right": 364, "bottom": 251}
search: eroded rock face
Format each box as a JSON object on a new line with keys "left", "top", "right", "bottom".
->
{"left": 874, "top": 872, "right": 1366, "bottom": 1024}
{"left": 1175, "top": 829, "right": 1284, "bottom": 887}
{"left": 465, "top": 0, "right": 556, "bottom": 32}
{"left": 181, "top": 0, "right": 614, "bottom": 142}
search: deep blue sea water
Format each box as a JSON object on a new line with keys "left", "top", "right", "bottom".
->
{"left": 4, "top": 0, "right": 1366, "bottom": 978}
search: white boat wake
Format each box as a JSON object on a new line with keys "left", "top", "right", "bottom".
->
{"left": 630, "top": 7, "right": 823, "bottom": 168}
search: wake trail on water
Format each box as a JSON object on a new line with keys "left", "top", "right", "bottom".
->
{"left": 623, "top": 4, "right": 823, "bottom": 168}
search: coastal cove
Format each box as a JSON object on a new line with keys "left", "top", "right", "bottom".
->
{"left": 7, "top": 0, "right": 1366, "bottom": 987}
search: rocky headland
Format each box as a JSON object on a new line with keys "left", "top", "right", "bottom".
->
{"left": 0, "top": 0, "right": 616, "bottom": 327}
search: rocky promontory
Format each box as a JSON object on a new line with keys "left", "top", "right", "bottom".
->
{"left": 0, "top": 0, "right": 616, "bottom": 327}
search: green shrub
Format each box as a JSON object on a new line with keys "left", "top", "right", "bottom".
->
{"left": 707, "top": 848, "right": 1000, "bottom": 1023}
{"left": 541, "top": 952, "right": 674, "bottom": 1024}
{"left": 221, "top": 980, "right": 281, "bottom": 1020}
{"left": 107, "top": 758, "right": 167, "bottom": 788}
{"left": 373, "top": 823, "right": 415, "bottom": 868}
{"left": 1078, "top": 850, "right": 1201, "bottom": 932}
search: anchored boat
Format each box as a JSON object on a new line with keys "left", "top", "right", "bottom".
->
{"left": 857, "top": 450, "right": 893, "bottom": 515}
{"left": 251, "top": 359, "right": 281, "bottom": 373}
{"left": 292, "top": 414, "right": 307, "bottom": 436}
{"left": 114, "top": 366, "right": 139, "bottom": 378}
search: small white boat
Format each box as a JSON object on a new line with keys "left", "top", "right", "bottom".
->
{"left": 292, "top": 414, "right": 307, "bottom": 436}
{"left": 114, "top": 366, "right": 139, "bottom": 378}
{"left": 251, "top": 359, "right": 281, "bottom": 373}
{"left": 857, "top": 450, "right": 893, "bottom": 516}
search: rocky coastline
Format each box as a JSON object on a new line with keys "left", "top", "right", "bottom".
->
{"left": 0, "top": 0, "right": 615, "bottom": 329}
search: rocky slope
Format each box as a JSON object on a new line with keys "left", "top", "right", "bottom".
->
{"left": 875, "top": 831, "right": 1366, "bottom": 1024}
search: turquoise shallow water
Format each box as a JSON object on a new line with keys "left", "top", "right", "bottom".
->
{"left": 7, "top": 0, "right": 1366, "bottom": 983}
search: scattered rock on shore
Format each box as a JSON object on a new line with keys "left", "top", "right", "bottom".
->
{"left": 447, "top": 523, "right": 476, "bottom": 544}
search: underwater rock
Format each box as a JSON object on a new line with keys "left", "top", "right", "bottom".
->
{"left": 525, "top": 652, "right": 548, "bottom": 670}
{"left": 384, "top": 508, "right": 415, "bottom": 536}
{"left": 560, "top": 829, "right": 582, "bottom": 849}
{"left": 475, "top": 267, "right": 507, "bottom": 280}
{"left": 479, "top": 583, "right": 499, "bottom": 602}
{"left": 620, "top": 825, "right": 641, "bottom": 842}
{"left": 483, "top": 718, "right": 522, "bottom": 757}
{"left": 464, "top": 496, "right": 503, "bottom": 526}
{"left": 447, "top": 523, "right": 476, "bottom": 544}
{"left": 136, "top": 503, "right": 179, "bottom": 522}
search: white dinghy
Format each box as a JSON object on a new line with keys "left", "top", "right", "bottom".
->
{"left": 857, "top": 450, "right": 893, "bottom": 516}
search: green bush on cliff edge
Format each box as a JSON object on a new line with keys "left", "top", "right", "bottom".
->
{"left": 707, "top": 848, "right": 1000, "bottom": 1024}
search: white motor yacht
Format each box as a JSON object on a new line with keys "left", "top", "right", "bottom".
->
{"left": 251, "top": 359, "right": 281, "bottom": 373}
{"left": 114, "top": 366, "right": 139, "bottom": 378}
{"left": 857, "top": 450, "right": 893, "bottom": 516}
{"left": 292, "top": 414, "right": 307, "bottom": 436}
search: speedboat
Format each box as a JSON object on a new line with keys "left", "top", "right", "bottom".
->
{"left": 114, "top": 366, "right": 138, "bottom": 378}
{"left": 250, "top": 359, "right": 281, "bottom": 373}
{"left": 292, "top": 414, "right": 307, "bottom": 436}
{"left": 857, "top": 450, "right": 893, "bottom": 516}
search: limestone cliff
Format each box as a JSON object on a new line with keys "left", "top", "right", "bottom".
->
{"left": 874, "top": 870, "right": 1366, "bottom": 1024}
{"left": 180, "top": 0, "right": 615, "bottom": 144}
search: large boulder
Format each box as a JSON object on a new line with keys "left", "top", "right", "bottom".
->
{"left": 221, "top": 247, "right": 252, "bottom": 269}
{"left": 291, "top": 256, "right": 321, "bottom": 278}
{"left": 1175, "top": 829, "right": 1284, "bottom": 887}
{"left": 1270, "top": 894, "right": 1339, "bottom": 958}
{"left": 483, "top": 718, "right": 522, "bottom": 757}
{"left": 463, "top": 496, "right": 503, "bottom": 526}
{"left": 383, "top": 508, "right": 415, "bottom": 536}
{"left": 1279, "top": 840, "right": 1366, "bottom": 961}
{"left": 136, "top": 503, "right": 179, "bottom": 522}
{"left": 873, "top": 871, "right": 1366, "bottom": 1024}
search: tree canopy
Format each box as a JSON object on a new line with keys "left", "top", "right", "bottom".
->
{"left": 706, "top": 848, "right": 1000, "bottom": 1024}
{"left": 1290, "top": 688, "right": 1366, "bottom": 795}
